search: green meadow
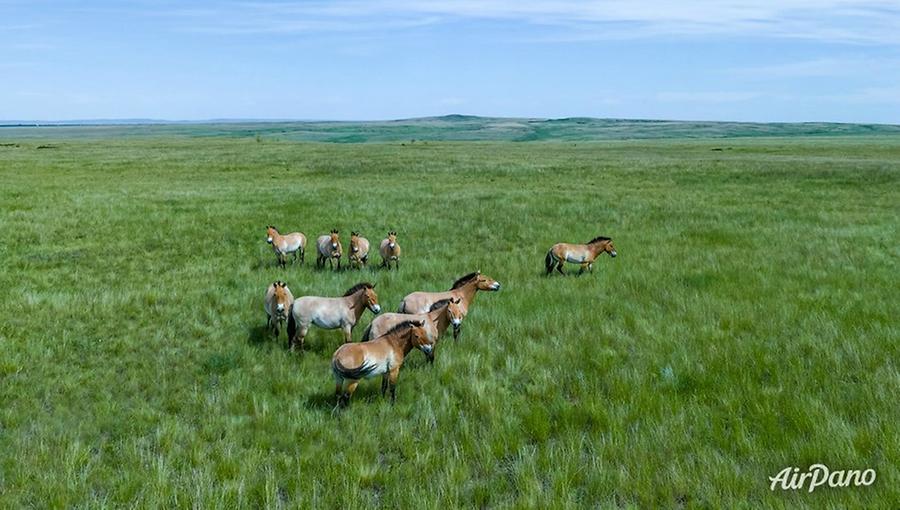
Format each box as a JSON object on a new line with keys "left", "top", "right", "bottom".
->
{"left": 0, "top": 130, "right": 898, "bottom": 508}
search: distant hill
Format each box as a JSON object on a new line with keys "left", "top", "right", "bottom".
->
{"left": 2, "top": 115, "right": 899, "bottom": 142}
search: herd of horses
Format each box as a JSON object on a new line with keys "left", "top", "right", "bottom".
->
{"left": 263, "top": 226, "right": 616, "bottom": 409}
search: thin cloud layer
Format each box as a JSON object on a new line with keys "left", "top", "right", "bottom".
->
{"left": 161, "top": 0, "right": 900, "bottom": 44}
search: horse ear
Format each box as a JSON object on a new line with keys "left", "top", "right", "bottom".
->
{"left": 371, "top": 283, "right": 377, "bottom": 288}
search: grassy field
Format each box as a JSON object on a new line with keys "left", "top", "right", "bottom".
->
{"left": 3, "top": 115, "right": 900, "bottom": 142}
{"left": 0, "top": 133, "right": 898, "bottom": 508}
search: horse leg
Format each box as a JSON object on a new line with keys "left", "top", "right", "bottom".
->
{"left": 381, "top": 374, "right": 389, "bottom": 397}
{"left": 299, "top": 324, "right": 309, "bottom": 351}
{"left": 333, "top": 379, "right": 345, "bottom": 410}
{"left": 344, "top": 380, "right": 360, "bottom": 406}
{"left": 394, "top": 258, "right": 399, "bottom": 270}
{"left": 588, "top": 262, "right": 594, "bottom": 273}
{"left": 556, "top": 261, "right": 566, "bottom": 275}
{"left": 388, "top": 368, "right": 400, "bottom": 404}
{"left": 343, "top": 325, "right": 352, "bottom": 343}
{"left": 578, "top": 262, "right": 588, "bottom": 275}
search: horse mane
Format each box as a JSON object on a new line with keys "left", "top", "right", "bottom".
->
{"left": 428, "top": 298, "right": 453, "bottom": 312}
{"left": 382, "top": 320, "right": 421, "bottom": 337}
{"left": 450, "top": 272, "right": 480, "bottom": 290}
{"left": 587, "top": 236, "right": 611, "bottom": 244}
{"left": 343, "top": 282, "right": 374, "bottom": 296}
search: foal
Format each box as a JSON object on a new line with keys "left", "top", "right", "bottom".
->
{"left": 264, "top": 280, "right": 294, "bottom": 338}
{"left": 545, "top": 236, "right": 617, "bottom": 275}
{"left": 316, "top": 229, "right": 343, "bottom": 270}
{"left": 265, "top": 226, "right": 306, "bottom": 267}
{"left": 348, "top": 231, "right": 370, "bottom": 269}
{"left": 287, "top": 282, "right": 381, "bottom": 350}
{"left": 332, "top": 320, "right": 433, "bottom": 407}
{"left": 379, "top": 231, "right": 401, "bottom": 270}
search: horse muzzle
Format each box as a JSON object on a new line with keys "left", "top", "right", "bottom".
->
{"left": 491, "top": 282, "right": 501, "bottom": 291}
{"left": 370, "top": 304, "right": 382, "bottom": 314}
{"left": 610, "top": 251, "right": 617, "bottom": 258}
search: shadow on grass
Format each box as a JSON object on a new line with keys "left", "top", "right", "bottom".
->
{"left": 247, "top": 324, "right": 287, "bottom": 349}
{"left": 304, "top": 386, "right": 390, "bottom": 414}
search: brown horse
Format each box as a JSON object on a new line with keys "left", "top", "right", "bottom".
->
{"left": 332, "top": 319, "right": 433, "bottom": 407}
{"left": 316, "top": 229, "right": 343, "bottom": 270}
{"left": 265, "top": 226, "right": 306, "bottom": 267}
{"left": 287, "top": 282, "right": 381, "bottom": 350}
{"left": 362, "top": 297, "right": 464, "bottom": 347}
{"left": 348, "top": 231, "right": 370, "bottom": 269}
{"left": 379, "top": 231, "right": 401, "bottom": 270}
{"left": 397, "top": 271, "right": 500, "bottom": 317}
{"left": 264, "top": 280, "right": 294, "bottom": 338}
{"left": 545, "top": 236, "right": 617, "bottom": 275}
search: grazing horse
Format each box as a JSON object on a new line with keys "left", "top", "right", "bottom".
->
{"left": 264, "top": 280, "right": 294, "bottom": 338}
{"left": 332, "top": 320, "right": 433, "bottom": 407}
{"left": 362, "top": 297, "right": 464, "bottom": 350}
{"left": 316, "top": 229, "right": 343, "bottom": 270}
{"left": 545, "top": 236, "right": 617, "bottom": 275}
{"left": 266, "top": 226, "right": 306, "bottom": 267}
{"left": 397, "top": 271, "right": 501, "bottom": 319}
{"left": 348, "top": 231, "right": 370, "bottom": 269}
{"left": 379, "top": 231, "right": 401, "bottom": 270}
{"left": 287, "top": 282, "right": 381, "bottom": 350}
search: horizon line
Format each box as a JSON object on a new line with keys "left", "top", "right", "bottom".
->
{"left": 2, "top": 115, "right": 899, "bottom": 128}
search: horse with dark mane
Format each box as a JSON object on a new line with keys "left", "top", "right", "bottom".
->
{"left": 545, "top": 236, "right": 616, "bottom": 275}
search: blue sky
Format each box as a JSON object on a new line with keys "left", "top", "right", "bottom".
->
{"left": 2, "top": 0, "right": 899, "bottom": 122}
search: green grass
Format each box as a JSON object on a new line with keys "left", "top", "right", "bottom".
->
{"left": 0, "top": 135, "right": 898, "bottom": 508}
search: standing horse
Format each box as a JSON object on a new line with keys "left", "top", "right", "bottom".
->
{"left": 379, "top": 231, "right": 401, "bottom": 270}
{"left": 348, "top": 231, "right": 370, "bottom": 269}
{"left": 266, "top": 226, "right": 306, "bottom": 267}
{"left": 545, "top": 236, "right": 617, "bottom": 275}
{"left": 332, "top": 320, "right": 433, "bottom": 407}
{"left": 264, "top": 280, "right": 294, "bottom": 338}
{"left": 397, "top": 271, "right": 500, "bottom": 317}
{"left": 287, "top": 282, "right": 381, "bottom": 350}
{"left": 316, "top": 229, "right": 343, "bottom": 270}
{"left": 362, "top": 297, "right": 464, "bottom": 347}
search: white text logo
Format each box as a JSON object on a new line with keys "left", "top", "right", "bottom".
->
{"left": 769, "top": 464, "right": 876, "bottom": 492}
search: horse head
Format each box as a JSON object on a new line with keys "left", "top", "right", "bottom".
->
{"left": 272, "top": 281, "right": 290, "bottom": 319}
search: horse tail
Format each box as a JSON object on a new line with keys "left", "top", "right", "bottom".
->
{"left": 332, "top": 359, "right": 378, "bottom": 381}
{"left": 361, "top": 323, "right": 372, "bottom": 342}
{"left": 287, "top": 304, "right": 296, "bottom": 342}
{"left": 545, "top": 249, "right": 554, "bottom": 274}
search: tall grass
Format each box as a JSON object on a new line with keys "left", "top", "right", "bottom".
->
{"left": 0, "top": 137, "right": 897, "bottom": 507}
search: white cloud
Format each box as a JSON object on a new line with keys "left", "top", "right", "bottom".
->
{"left": 154, "top": 1, "right": 900, "bottom": 44}
{"left": 656, "top": 91, "right": 762, "bottom": 103}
